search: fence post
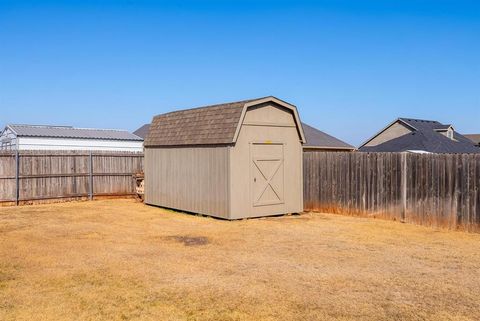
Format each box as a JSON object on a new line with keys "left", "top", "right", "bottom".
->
{"left": 400, "top": 152, "right": 407, "bottom": 222}
{"left": 89, "top": 151, "right": 93, "bottom": 200}
{"left": 15, "top": 149, "right": 19, "bottom": 206}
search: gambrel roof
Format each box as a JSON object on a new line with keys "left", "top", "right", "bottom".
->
{"left": 145, "top": 96, "right": 305, "bottom": 147}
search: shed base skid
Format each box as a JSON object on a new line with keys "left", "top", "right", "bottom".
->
{"left": 145, "top": 202, "right": 303, "bottom": 220}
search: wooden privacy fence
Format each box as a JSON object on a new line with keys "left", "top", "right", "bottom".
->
{"left": 0, "top": 151, "right": 143, "bottom": 205}
{"left": 304, "top": 152, "right": 480, "bottom": 232}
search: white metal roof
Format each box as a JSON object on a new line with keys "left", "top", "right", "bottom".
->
{"left": 7, "top": 124, "right": 143, "bottom": 141}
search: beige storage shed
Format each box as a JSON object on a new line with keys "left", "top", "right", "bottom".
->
{"left": 144, "top": 96, "right": 306, "bottom": 219}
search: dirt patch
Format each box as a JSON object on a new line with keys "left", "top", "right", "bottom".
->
{"left": 166, "top": 235, "right": 210, "bottom": 246}
{"left": 0, "top": 264, "right": 18, "bottom": 290}
{"left": 0, "top": 225, "right": 30, "bottom": 233}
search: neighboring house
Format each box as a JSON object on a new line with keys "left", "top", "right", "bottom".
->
{"left": 359, "top": 118, "right": 480, "bottom": 153}
{"left": 135, "top": 122, "right": 354, "bottom": 151}
{"left": 464, "top": 134, "right": 480, "bottom": 148}
{"left": 0, "top": 124, "right": 143, "bottom": 152}
{"left": 302, "top": 123, "right": 355, "bottom": 151}
{"left": 133, "top": 124, "right": 150, "bottom": 140}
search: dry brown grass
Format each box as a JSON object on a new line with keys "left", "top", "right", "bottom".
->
{"left": 1, "top": 199, "right": 480, "bottom": 321}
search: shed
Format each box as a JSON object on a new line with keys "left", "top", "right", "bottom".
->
{"left": 144, "top": 96, "right": 305, "bottom": 219}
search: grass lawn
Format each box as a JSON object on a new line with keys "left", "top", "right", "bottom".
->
{"left": 1, "top": 199, "right": 480, "bottom": 321}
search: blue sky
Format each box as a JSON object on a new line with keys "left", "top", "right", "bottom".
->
{"left": 0, "top": 1, "right": 479, "bottom": 146}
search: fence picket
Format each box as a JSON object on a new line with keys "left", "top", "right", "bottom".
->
{"left": 0, "top": 150, "right": 143, "bottom": 205}
{"left": 304, "top": 151, "right": 480, "bottom": 232}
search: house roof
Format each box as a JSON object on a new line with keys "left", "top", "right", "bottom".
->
{"left": 464, "top": 134, "right": 480, "bottom": 146}
{"left": 359, "top": 118, "right": 480, "bottom": 154}
{"left": 133, "top": 124, "right": 150, "bottom": 139}
{"left": 6, "top": 124, "right": 143, "bottom": 141}
{"left": 398, "top": 118, "right": 452, "bottom": 132}
{"left": 144, "top": 96, "right": 305, "bottom": 147}
{"left": 433, "top": 124, "right": 453, "bottom": 131}
{"left": 302, "top": 123, "right": 354, "bottom": 150}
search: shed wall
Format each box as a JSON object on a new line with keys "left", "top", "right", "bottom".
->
{"left": 229, "top": 104, "right": 304, "bottom": 219}
{"left": 144, "top": 146, "right": 230, "bottom": 218}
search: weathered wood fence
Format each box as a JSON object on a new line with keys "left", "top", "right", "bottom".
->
{"left": 304, "top": 152, "right": 480, "bottom": 232}
{"left": 0, "top": 151, "right": 143, "bottom": 205}
{"left": 3, "top": 150, "right": 479, "bottom": 232}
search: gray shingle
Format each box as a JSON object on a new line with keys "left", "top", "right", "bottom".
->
{"left": 144, "top": 98, "right": 264, "bottom": 147}
{"left": 133, "top": 124, "right": 150, "bottom": 139}
{"left": 302, "top": 123, "right": 354, "bottom": 150}
{"left": 360, "top": 118, "right": 480, "bottom": 153}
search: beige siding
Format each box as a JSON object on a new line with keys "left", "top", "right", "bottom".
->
{"left": 438, "top": 128, "right": 456, "bottom": 140}
{"left": 365, "top": 121, "right": 412, "bottom": 147}
{"left": 229, "top": 104, "right": 303, "bottom": 219}
{"left": 243, "top": 103, "right": 297, "bottom": 125}
{"left": 144, "top": 101, "right": 304, "bottom": 220}
{"left": 144, "top": 147, "right": 230, "bottom": 219}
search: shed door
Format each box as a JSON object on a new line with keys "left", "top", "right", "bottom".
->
{"left": 251, "top": 143, "right": 284, "bottom": 207}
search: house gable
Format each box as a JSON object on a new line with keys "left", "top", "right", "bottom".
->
{"left": 363, "top": 120, "right": 413, "bottom": 147}
{"left": 435, "top": 126, "right": 455, "bottom": 140}
{"left": 0, "top": 126, "right": 18, "bottom": 150}
{"left": 360, "top": 118, "right": 480, "bottom": 154}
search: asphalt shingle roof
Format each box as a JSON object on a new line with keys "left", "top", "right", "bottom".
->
{"left": 133, "top": 124, "right": 150, "bottom": 139}
{"left": 144, "top": 97, "right": 275, "bottom": 147}
{"left": 360, "top": 118, "right": 480, "bottom": 154}
{"left": 138, "top": 121, "right": 353, "bottom": 150}
{"left": 302, "top": 123, "right": 354, "bottom": 150}
{"left": 8, "top": 125, "right": 143, "bottom": 141}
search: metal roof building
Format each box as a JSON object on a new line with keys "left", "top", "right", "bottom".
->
{"left": 144, "top": 96, "right": 305, "bottom": 219}
{"left": 0, "top": 124, "right": 143, "bottom": 152}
